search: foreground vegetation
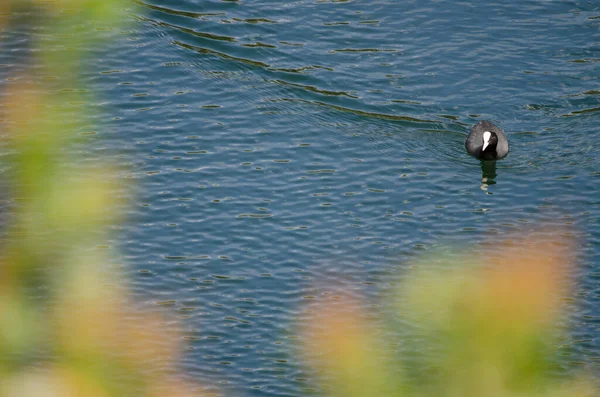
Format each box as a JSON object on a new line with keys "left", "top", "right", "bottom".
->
{"left": 1, "top": 1, "right": 200, "bottom": 395}
{"left": 1, "top": 2, "right": 596, "bottom": 397}
{"left": 304, "top": 235, "right": 596, "bottom": 397}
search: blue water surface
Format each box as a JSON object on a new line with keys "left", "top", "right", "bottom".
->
{"left": 3, "top": 0, "right": 600, "bottom": 396}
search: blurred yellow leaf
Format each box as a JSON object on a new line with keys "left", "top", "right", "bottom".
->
{"left": 303, "top": 295, "right": 400, "bottom": 397}
{"left": 481, "top": 234, "right": 573, "bottom": 328}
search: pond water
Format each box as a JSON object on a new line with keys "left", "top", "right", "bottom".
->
{"left": 3, "top": 0, "right": 600, "bottom": 395}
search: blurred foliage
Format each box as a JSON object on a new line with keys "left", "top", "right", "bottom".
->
{"left": 304, "top": 233, "right": 597, "bottom": 397}
{"left": 2, "top": 2, "right": 598, "bottom": 397}
{"left": 0, "top": 1, "right": 202, "bottom": 396}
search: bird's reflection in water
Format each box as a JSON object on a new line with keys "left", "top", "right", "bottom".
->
{"left": 480, "top": 160, "right": 497, "bottom": 192}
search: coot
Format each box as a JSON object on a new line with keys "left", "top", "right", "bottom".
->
{"left": 465, "top": 120, "right": 509, "bottom": 160}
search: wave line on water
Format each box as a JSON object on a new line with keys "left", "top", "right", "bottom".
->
{"left": 133, "top": 0, "right": 227, "bottom": 19}
{"left": 139, "top": 16, "right": 237, "bottom": 42}
{"left": 562, "top": 106, "right": 600, "bottom": 117}
{"left": 173, "top": 40, "right": 270, "bottom": 68}
{"left": 265, "top": 97, "right": 440, "bottom": 125}
{"left": 272, "top": 80, "right": 358, "bottom": 99}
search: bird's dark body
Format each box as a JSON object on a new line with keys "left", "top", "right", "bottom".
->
{"left": 465, "top": 120, "right": 509, "bottom": 160}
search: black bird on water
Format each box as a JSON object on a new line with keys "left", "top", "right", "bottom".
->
{"left": 465, "top": 120, "right": 509, "bottom": 160}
